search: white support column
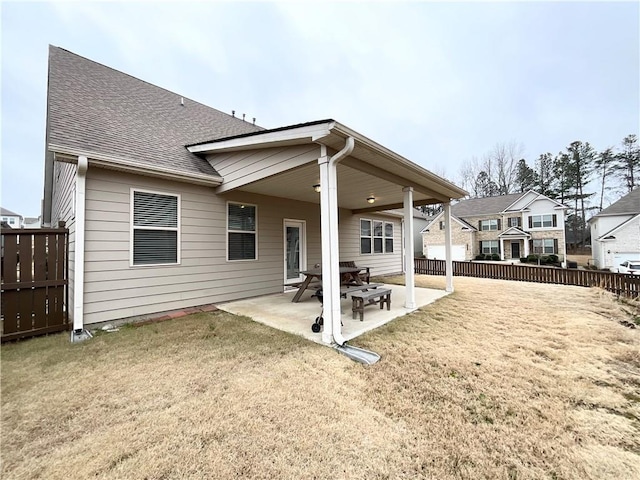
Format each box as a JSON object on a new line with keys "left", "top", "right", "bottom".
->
{"left": 318, "top": 152, "right": 336, "bottom": 345}
{"left": 403, "top": 187, "right": 415, "bottom": 309}
{"left": 444, "top": 201, "right": 454, "bottom": 293}
{"left": 524, "top": 238, "right": 530, "bottom": 257}
{"left": 499, "top": 237, "right": 505, "bottom": 260}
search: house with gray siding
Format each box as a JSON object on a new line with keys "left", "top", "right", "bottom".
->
{"left": 589, "top": 188, "right": 640, "bottom": 269}
{"left": 421, "top": 191, "right": 568, "bottom": 262}
{"left": 42, "top": 46, "right": 466, "bottom": 344}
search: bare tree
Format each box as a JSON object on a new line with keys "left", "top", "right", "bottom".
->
{"left": 458, "top": 142, "right": 524, "bottom": 197}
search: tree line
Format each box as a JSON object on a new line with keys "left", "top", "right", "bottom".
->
{"left": 422, "top": 134, "right": 639, "bottom": 247}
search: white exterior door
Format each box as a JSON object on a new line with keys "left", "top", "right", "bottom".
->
{"left": 284, "top": 219, "right": 306, "bottom": 284}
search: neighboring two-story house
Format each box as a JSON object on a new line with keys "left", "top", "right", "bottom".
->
{"left": 1, "top": 208, "right": 23, "bottom": 228}
{"left": 589, "top": 188, "right": 640, "bottom": 269}
{"left": 421, "top": 191, "right": 568, "bottom": 262}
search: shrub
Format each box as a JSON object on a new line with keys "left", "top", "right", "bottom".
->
{"left": 475, "top": 254, "right": 485, "bottom": 260}
{"left": 519, "top": 257, "right": 528, "bottom": 263}
{"left": 491, "top": 253, "right": 501, "bottom": 261}
{"left": 548, "top": 254, "right": 559, "bottom": 264}
{"left": 526, "top": 254, "right": 539, "bottom": 263}
{"left": 539, "top": 256, "right": 550, "bottom": 264}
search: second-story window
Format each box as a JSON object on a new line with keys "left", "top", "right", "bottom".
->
{"left": 508, "top": 217, "right": 521, "bottom": 227}
{"left": 480, "top": 219, "right": 500, "bottom": 231}
{"left": 529, "top": 214, "right": 557, "bottom": 228}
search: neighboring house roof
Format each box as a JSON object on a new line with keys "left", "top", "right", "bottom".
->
{"left": 1, "top": 207, "right": 22, "bottom": 218}
{"left": 46, "top": 46, "right": 263, "bottom": 178}
{"left": 592, "top": 188, "right": 640, "bottom": 218}
{"left": 450, "top": 193, "right": 523, "bottom": 217}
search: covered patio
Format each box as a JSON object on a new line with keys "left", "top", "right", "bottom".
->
{"left": 217, "top": 283, "right": 449, "bottom": 344}
{"left": 189, "top": 120, "right": 467, "bottom": 347}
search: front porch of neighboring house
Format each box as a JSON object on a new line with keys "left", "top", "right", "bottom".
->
{"left": 218, "top": 283, "right": 449, "bottom": 344}
{"left": 498, "top": 228, "right": 531, "bottom": 260}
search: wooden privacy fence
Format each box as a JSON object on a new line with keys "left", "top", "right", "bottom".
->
{"left": 1, "top": 227, "right": 69, "bottom": 342}
{"left": 415, "top": 258, "right": 640, "bottom": 298}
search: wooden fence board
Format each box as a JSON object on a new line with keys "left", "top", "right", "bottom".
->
{"left": 415, "top": 258, "right": 639, "bottom": 298}
{"left": 1, "top": 228, "right": 69, "bottom": 341}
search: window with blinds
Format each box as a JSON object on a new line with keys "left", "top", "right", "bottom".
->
{"left": 228, "top": 202, "right": 257, "bottom": 261}
{"left": 131, "top": 190, "right": 179, "bottom": 265}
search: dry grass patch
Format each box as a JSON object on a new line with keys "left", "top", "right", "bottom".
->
{"left": 2, "top": 277, "right": 639, "bottom": 479}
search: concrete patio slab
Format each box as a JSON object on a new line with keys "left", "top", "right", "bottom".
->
{"left": 217, "top": 284, "right": 450, "bottom": 344}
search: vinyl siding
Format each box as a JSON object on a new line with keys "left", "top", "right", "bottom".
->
{"left": 338, "top": 211, "right": 403, "bottom": 276}
{"left": 50, "top": 160, "right": 77, "bottom": 319}
{"left": 206, "top": 145, "right": 320, "bottom": 192}
{"left": 82, "top": 168, "right": 325, "bottom": 324}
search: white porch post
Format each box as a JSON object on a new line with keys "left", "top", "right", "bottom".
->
{"left": 444, "top": 201, "right": 454, "bottom": 293}
{"left": 524, "top": 238, "right": 530, "bottom": 257}
{"left": 499, "top": 237, "right": 505, "bottom": 260}
{"left": 318, "top": 151, "right": 337, "bottom": 344}
{"left": 403, "top": 187, "right": 415, "bottom": 309}
{"left": 317, "top": 138, "right": 354, "bottom": 345}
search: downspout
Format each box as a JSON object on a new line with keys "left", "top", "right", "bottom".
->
{"left": 318, "top": 137, "right": 354, "bottom": 346}
{"left": 71, "top": 156, "right": 92, "bottom": 342}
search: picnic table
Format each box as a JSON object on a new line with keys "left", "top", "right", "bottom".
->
{"left": 291, "top": 267, "right": 363, "bottom": 303}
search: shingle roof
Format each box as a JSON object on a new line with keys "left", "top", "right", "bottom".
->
{"left": 46, "top": 46, "right": 263, "bottom": 177}
{"left": 1, "top": 207, "right": 21, "bottom": 217}
{"left": 595, "top": 188, "right": 640, "bottom": 216}
{"left": 451, "top": 193, "right": 524, "bottom": 217}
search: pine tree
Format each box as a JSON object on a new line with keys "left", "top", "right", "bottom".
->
{"left": 535, "top": 153, "right": 555, "bottom": 197}
{"left": 594, "top": 147, "right": 615, "bottom": 211}
{"left": 615, "top": 134, "right": 640, "bottom": 193}
{"left": 514, "top": 158, "right": 537, "bottom": 193}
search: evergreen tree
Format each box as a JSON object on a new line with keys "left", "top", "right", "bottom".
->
{"left": 594, "top": 147, "right": 615, "bottom": 211}
{"left": 514, "top": 158, "right": 537, "bottom": 193}
{"left": 535, "top": 153, "right": 555, "bottom": 197}
{"left": 615, "top": 134, "right": 640, "bottom": 193}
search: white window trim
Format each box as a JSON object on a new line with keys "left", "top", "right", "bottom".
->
{"left": 480, "top": 219, "right": 498, "bottom": 231}
{"left": 530, "top": 214, "right": 554, "bottom": 229}
{"left": 384, "top": 221, "right": 394, "bottom": 253}
{"left": 227, "top": 201, "right": 258, "bottom": 262}
{"left": 360, "top": 218, "right": 395, "bottom": 255}
{"left": 533, "top": 238, "right": 555, "bottom": 254}
{"left": 130, "top": 188, "right": 181, "bottom": 267}
{"left": 481, "top": 240, "right": 499, "bottom": 254}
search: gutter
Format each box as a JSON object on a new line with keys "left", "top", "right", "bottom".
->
{"left": 51, "top": 146, "right": 223, "bottom": 186}
{"left": 318, "top": 136, "right": 354, "bottom": 346}
{"left": 70, "top": 156, "right": 92, "bottom": 343}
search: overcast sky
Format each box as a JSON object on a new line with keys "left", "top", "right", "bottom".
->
{"left": 2, "top": 0, "right": 638, "bottom": 217}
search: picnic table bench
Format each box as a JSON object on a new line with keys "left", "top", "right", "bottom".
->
{"left": 351, "top": 288, "right": 392, "bottom": 321}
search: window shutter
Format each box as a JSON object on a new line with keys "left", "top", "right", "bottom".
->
{"left": 478, "top": 220, "right": 482, "bottom": 230}
{"left": 479, "top": 241, "right": 482, "bottom": 253}
{"left": 518, "top": 217, "right": 522, "bottom": 227}
{"left": 528, "top": 217, "right": 532, "bottom": 229}
{"left": 553, "top": 238, "right": 558, "bottom": 254}
{"left": 497, "top": 219, "right": 501, "bottom": 230}
{"left": 552, "top": 214, "right": 557, "bottom": 227}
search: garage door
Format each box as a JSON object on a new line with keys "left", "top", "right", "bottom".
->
{"left": 426, "top": 245, "right": 466, "bottom": 261}
{"left": 613, "top": 252, "right": 640, "bottom": 266}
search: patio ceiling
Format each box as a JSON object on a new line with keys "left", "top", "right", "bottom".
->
{"left": 190, "top": 120, "right": 467, "bottom": 213}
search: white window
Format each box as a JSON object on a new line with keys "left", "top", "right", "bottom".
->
{"left": 480, "top": 219, "right": 499, "bottom": 231}
{"left": 131, "top": 189, "right": 180, "bottom": 266}
{"left": 481, "top": 240, "right": 499, "bottom": 254}
{"left": 9, "top": 218, "right": 15, "bottom": 225}
{"left": 228, "top": 202, "right": 257, "bottom": 261}
{"left": 530, "top": 214, "right": 556, "bottom": 228}
{"left": 360, "top": 218, "right": 394, "bottom": 254}
{"left": 532, "top": 239, "right": 555, "bottom": 254}
{"left": 360, "top": 219, "right": 372, "bottom": 254}
{"left": 508, "top": 217, "right": 520, "bottom": 227}
{"left": 384, "top": 222, "right": 394, "bottom": 253}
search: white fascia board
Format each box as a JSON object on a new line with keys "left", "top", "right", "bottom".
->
{"left": 421, "top": 211, "right": 444, "bottom": 233}
{"left": 330, "top": 122, "right": 468, "bottom": 200}
{"left": 187, "top": 122, "right": 334, "bottom": 154}
{"left": 515, "top": 191, "right": 568, "bottom": 212}
{"left": 51, "top": 145, "right": 223, "bottom": 186}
